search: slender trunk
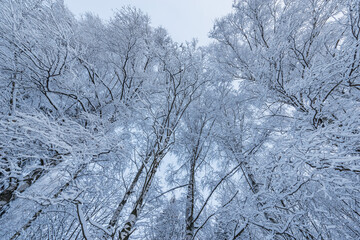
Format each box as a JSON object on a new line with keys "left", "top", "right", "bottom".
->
{"left": 108, "top": 163, "right": 145, "bottom": 229}
{"left": 10, "top": 81, "right": 16, "bottom": 115}
{"left": 107, "top": 151, "right": 153, "bottom": 234}
{"left": 185, "top": 157, "right": 196, "bottom": 240}
{"left": 10, "top": 27, "right": 18, "bottom": 116}
{"left": 118, "top": 152, "right": 166, "bottom": 240}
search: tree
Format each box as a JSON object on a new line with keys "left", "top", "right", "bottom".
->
{"left": 209, "top": 0, "right": 360, "bottom": 238}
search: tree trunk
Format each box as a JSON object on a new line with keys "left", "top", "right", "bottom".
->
{"left": 185, "top": 157, "right": 196, "bottom": 240}
{"left": 10, "top": 81, "right": 16, "bottom": 115}
{"left": 118, "top": 152, "right": 166, "bottom": 240}
{"left": 108, "top": 163, "right": 145, "bottom": 229}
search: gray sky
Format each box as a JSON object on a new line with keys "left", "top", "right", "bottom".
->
{"left": 64, "top": 0, "right": 233, "bottom": 45}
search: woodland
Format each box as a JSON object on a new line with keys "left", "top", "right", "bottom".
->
{"left": 0, "top": 0, "right": 359, "bottom": 239}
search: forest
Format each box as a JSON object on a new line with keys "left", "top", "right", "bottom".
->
{"left": 0, "top": 0, "right": 359, "bottom": 239}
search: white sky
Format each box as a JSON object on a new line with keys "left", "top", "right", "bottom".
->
{"left": 64, "top": 0, "right": 234, "bottom": 46}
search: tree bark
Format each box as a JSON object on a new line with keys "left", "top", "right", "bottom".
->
{"left": 185, "top": 157, "right": 196, "bottom": 240}
{"left": 108, "top": 162, "right": 145, "bottom": 229}
{"left": 118, "top": 151, "right": 166, "bottom": 240}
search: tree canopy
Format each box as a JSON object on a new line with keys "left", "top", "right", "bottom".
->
{"left": 0, "top": 0, "right": 359, "bottom": 239}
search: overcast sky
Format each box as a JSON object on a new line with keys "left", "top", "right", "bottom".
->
{"left": 64, "top": 0, "right": 233, "bottom": 46}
